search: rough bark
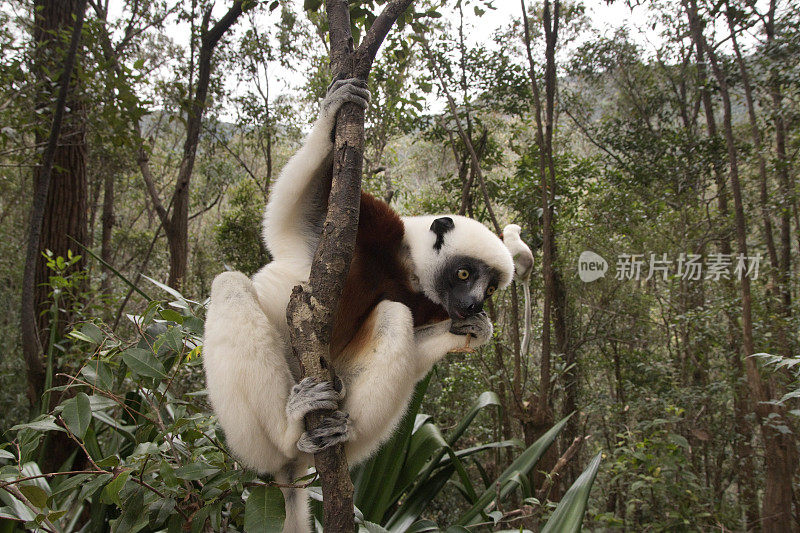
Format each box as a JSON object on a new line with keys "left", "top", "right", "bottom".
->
{"left": 285, "top": 1, "right": 413, "bottom": 530}
{"left": 21, "top": 0, "right": 87, "bottom": 409}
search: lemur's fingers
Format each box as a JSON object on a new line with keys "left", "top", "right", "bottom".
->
{"left": 449, "top": 312, "right": 492, "bottom": 345}
{"left": 327, "top": 77, "right": 367, "bottom": 95}
{"left": 296, "top": 411, "right": 350, "bottom": 453}
{"left": 286, "top": 377, "right": 341, "bottom": 421}
{"left": 322, "top": 79, "right": 370, "bottom": 116}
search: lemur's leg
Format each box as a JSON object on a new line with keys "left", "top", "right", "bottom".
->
{"left": 412, "top": 312, "right": 493, "bottom": 378}
{"left": 204, "top": 271, "right": 339, "bottom": 472}
{"left": 262, "top": 79, "right": 370, "bottom": 262}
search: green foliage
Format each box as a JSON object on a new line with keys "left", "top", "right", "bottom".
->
{"left": 1, "top": 278, "right": 600, "bottom": 531}
{"left": 0, "top": 282, "right": 270, "bottom": 531}
{"left": 214, "top": 181, "right": 269, "bottom": 275}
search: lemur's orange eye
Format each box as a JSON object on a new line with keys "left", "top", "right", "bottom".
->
{"left": 486, "top": 286, "right": 496, "bottom": 296}
{"left": 457, "top": 269, "right": 470, "bottom": 280}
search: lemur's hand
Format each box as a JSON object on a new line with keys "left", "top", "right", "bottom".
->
{"left": 286, "top": 377, "right": 344, "bottom": 422}
{"left": 322, "top": 78, "right": 370, "bottom": 119}
{"left": 449, "top": 311, "right": 493, "bottom": 347}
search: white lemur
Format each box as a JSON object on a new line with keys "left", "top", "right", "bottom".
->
{"left": 202, "top": 79, "right": 514, "bottom": 532}
{"left": 502, "top": 224, "right": 534, "bottom": 357}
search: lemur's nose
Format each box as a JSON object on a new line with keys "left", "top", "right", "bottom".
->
{"left": 465, "top": 301, "right": 483, "bottom": 315}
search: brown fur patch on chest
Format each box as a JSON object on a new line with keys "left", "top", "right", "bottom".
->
{"left": 330, "top": 192, "right": 448, "bottom": 361}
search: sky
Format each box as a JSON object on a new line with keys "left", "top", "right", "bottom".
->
{"left": 104, "top": 0, "right": 674, "bottom": 120}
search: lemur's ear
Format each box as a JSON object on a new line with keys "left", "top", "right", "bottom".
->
{"left": 430, "top": 217, "right": 455, "bottom": 251}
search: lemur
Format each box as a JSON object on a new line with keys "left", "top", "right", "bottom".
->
{"left": 202, "top": 79, "right": 514, "bottom": 532}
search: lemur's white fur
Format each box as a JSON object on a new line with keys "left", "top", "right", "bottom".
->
{"left": 203, "top": 80, "right": 513, "bottom": 532}
{"left": 502, "top": 224, "right": 535, "bottom": 357}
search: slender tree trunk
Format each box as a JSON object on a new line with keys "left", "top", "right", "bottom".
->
{"left": 725, "top": 3, "right": 790, "bottom": 363}
{"left": 100, "top": 172, "right": 115, "bottom": 293}
{"left": 520, "top": 0, "right": 561, "bottom": 490}
{"left": 285, "top": 2, "right": 413, "bottom": 529}
{"left": 763, "top": 0, "right": 795, "bottom": 362}
{"left": 683, "top": 2, "right": 760, "bottom": 525}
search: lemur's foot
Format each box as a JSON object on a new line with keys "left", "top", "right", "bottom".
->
{"left": 449, "top": 311, "right": 493, "bottom": 346}
{"left": 297, "top": 411, "right": 350, "bottom": 454}
{"left": 286, "top": 377, "right": 343, "bottom": 421}
{"left": 322, "top": 78, "right": 370, "bottom": 116}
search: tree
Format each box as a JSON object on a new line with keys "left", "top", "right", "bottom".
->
{"left": 285, "top": 1, "right": 414, "bottom": 528}
{"left": 139, "top": 1, "right": 247, "bottom": 289}
{"left": 21, "top": 0, "right": 88, "bottom": 409}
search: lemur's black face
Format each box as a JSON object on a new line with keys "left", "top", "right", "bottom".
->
{"left": 435, "top": 254, "right": 501, "bottom": 319}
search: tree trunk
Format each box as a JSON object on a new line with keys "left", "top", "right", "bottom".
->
{"left": 22, "top": 0, "right": 88, "bottom": 406}
{"left": 285, "top": 2, "right": 413, "bottom": 529}
{"left": 20, "top": 0, "right": 87, "bottom": 476}
{"left": 520, "top": 0, "right": 561, "bottom": 490}
{"left": 100, "top": 172, "right": 115, "bottom": 293}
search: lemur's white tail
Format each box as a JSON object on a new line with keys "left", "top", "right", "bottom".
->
{"left": 275, "top": 463, "right": 311, "bottom": 533}
{"left": 521, "top": 283, "right": 532, "bottom": 357}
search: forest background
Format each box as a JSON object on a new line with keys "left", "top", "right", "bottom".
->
{"left": 0, "top": 0, "right": 799, "bottom": 530}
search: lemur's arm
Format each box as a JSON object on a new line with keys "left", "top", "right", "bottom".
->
{"left": 262, "top": 79, "right": 370, "bottom": 262}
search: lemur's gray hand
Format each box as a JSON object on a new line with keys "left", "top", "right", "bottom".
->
{"left": 297, "top": 410, "right": 350, "bottom": 454}
{"left": 449, "top": 311, "right": 493, "bottom": 345}
{"left": 286, "top": 377, "right": 344, "bottom": 421}
{"left": 322, "top": 78, "right": 370, "bottom": 117}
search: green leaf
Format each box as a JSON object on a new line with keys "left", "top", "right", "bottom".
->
{"left": 303, "top": 0, "right": 323, "bottom": 11}
{"left": 244, "top": 486, "right": 285, "bottom": 532}
{"left": 142, "top": 275, "right": 189, "bottom": 303}
{"left": 159, "top": 309, "right": 184, "bottom": 324}
{"left": 115, "top": 487, "right": 148, "bottom": 532}
{"left": 11, "top": 416, "right": 66, "bottom": 434}
{"left": 456, "top": 415, "right": 571, "bottom": 525}
{"left": 386, "top": 466, "right": 454, "bottom": 531}
{"left": 71, "top": 322, "right": 104, "bottom": 344}
{"left": 18, "top": 485, "right": 48, "bottom": 508}
{"left": 447, "top": 391, "right": 500, "bottom": 446}
{"left": 102, "top": 470, "right": 130, "bottom": 507}
{"left": 353, "top": 375, "right": 430, "bottom": 522}
{"left": 62, "top": 392, "right": 92, "bottom": 439}
{"left": 0, "top": 449, "right": 14, "bottom": 460}
{"left": 81, "top": 363, "right": 114, "bottom": 390}
{"left": 77, "top": 473, "right": 113, "bottom": 502}
{"left": 149, "top": 497, "right": 176, "bottom": 528}
{"left": 160, "top": 460, "right": 179, "bottom": 487}
{"left": 122, "top": 348, "right": 167, "bottom": 380}
{"left": 50, "top": 473, "right": 94, "bottom": 496}
{"left": 174, "top": 463, "right": 219, "bottom": 481}
{"left": 0, "top": 506, "right": 21, "bottom": 520}
{"left": 541, "top": 453, "right": 602, "bottom": 533}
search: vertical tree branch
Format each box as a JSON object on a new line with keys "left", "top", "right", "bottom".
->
{"left": 285, "top": 1, "right": 413, "bottom": 530}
